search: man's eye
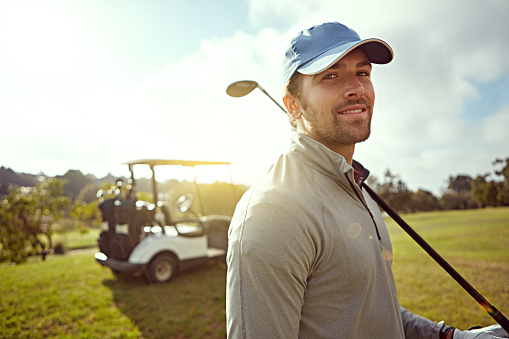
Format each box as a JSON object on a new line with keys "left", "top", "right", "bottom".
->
{"left": 358, "top": 71, "right": 370, "bottom": 77}
{"left": 324, "top": 73, "right": 337, "bottom": 79}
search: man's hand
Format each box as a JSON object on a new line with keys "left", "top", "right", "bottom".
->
{"left": 453, "top": 325, "right": 509, "bottom": 338}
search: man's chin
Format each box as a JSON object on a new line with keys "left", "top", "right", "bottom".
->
{"left": 355, "top": 133, "right": 371, "bottom": 144}
{"left": 342, "top": 126, "right": 371, "bottom": 145}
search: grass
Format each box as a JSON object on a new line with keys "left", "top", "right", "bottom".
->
{"left": 1, "top": 207, "right": 508, "bottom": 337}
{"left": 388, "top": 207, "right": 509, "bottom": 328}
{"left": 0, "top": 251, "right": 226, "bottom": 338}
{"left": 52, "top": 227, "right": 102, "bottom": 250}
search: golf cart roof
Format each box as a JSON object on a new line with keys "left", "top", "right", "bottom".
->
{"left": 124, "top": 159, "right": 231, "bottom": 167}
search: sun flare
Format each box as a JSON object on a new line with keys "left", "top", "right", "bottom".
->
{"left": 0, "top": 3, "right": 80, "bottom": 79}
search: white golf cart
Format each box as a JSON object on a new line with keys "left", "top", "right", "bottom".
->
{"left": 94, "top": 159, "right": 235, "bottom": 283}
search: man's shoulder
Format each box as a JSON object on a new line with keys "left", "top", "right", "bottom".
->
{"left": 252, "top": 154, "right": 318, "bottom": 198}
{"left": 234, "top": 158, "right": 323, "bottom": 225}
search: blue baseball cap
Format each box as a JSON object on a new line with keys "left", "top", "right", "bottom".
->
{"left": 282, "top": 22, "right": 394, "bottom": 87}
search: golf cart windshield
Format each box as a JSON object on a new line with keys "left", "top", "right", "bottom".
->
{"left": 124, "top": 159, "right": 234, "bottom": 218}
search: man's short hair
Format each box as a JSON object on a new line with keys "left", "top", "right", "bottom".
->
{"left": 284, "top": 72, "right": 303, "bottom": 129}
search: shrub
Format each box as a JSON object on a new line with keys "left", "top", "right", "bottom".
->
{"left": 53, "top": 242, "right": 65, "bottom": 255}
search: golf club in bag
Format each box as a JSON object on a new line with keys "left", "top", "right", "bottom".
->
{"left": 226, "top": 80, "right": 509, "bottom": 333}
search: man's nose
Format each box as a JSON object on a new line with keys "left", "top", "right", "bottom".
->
{"left": 344, "top": 75, "right": 364, "bottom": 98}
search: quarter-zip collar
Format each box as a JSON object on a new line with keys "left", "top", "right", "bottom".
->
{"left": 288, "top": 133, "right": 370, "bottom": 185}
{"left": 288, "top": 133, "right": 382, "bottom": 241}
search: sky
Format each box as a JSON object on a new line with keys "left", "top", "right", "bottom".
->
{"left": 1, "top": 0, "right": 508, "bottom": 196}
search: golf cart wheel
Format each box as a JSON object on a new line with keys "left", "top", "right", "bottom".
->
{"left": 147, "top": 254, "right": 178, "bottom": 283}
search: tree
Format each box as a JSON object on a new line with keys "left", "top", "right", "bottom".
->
{"left": 56, "top": 170, "right": 92, "bottom": 201}
{"left": 442, "top": 174, "right": 475, "bottom": 210}
{"left": 76, "top": 182, "right": 101, "bottom": 203}
{"left": 471, "top": 174, "right": 498, "bottom": 208}
{"left": 0, "top": 178, "right": 71, "bottom": 264}
{"left": 495, "top": 181, "right": 509, "bottom": 206}
{"left": 0, "top": 166, "right": 38, "bottom": 195}
{"left": 201, "top": 181, "right": 247, "bottom": 216}
{"left": 376, "top": 170, "right": 412, "bottom": 212}
{"left": 408, "top": 189, "right": 440, "bottom": 212}
{"left": 493, "top": 157, "right": 509, "bottom": 206}
{"left": 493, "top": 157, "right": 509, "bottom": 183}
{"left": 69, "top": 200, "right": 102, "bottom": 233}
{"left": 439, "top": 192, "right": 476, "bottom": 210}
{"left": 447, "top": 174, "right": 472, "bottom": 193}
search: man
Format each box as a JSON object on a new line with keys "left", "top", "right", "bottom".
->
{"left": 226, "top": 21, "right": 508, "bottom": 339}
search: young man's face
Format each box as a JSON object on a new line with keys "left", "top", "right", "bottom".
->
{"left": 287, "top": 48, "right": 375, "bottom": 152}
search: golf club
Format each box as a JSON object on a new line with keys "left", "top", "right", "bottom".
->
{"left": 226, "top": 79, "right": 509, "bottom": 333}
{"left": 226, "top": 80, "right": 287, "bottom": 114}
{"left": 361, "top": 183, "right": 509, "bottom": 332}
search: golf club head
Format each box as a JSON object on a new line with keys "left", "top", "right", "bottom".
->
{"left": 226, "top": 80, "right": 258, "bottom": 98}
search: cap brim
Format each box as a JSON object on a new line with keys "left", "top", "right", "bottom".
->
{"left": 298, "top": 38, "right": 393, "bottom": 75}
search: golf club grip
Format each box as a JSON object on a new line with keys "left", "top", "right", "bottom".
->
{"left": 362, "top": 183, "right": 509, "bottom": 333}
{"left": 491, "top": 306, "right": 509, "bottom": 333}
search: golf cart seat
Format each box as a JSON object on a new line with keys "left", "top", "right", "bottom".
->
{"left": 202, "top": 215, "right": 231, "bottom": 250}
{"left": 160, "top": 203, "right": 173, "bottom": 227}
{"left": 158, "top": 203, "right": 205, "bottom": 237}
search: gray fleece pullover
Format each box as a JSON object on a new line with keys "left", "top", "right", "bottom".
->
{"left": 226, "top": 133, "right": 443, "bottom": 338}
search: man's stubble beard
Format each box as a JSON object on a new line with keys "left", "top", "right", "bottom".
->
{"left": 300, "top": 98, "right": 373, "bottom": 147}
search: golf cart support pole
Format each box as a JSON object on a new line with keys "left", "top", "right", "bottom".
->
{"left": 150, "top": 165, "right": 158, "bottom": 207}
{"left": 362, "top": 183, "right": 509, "bottom": 332}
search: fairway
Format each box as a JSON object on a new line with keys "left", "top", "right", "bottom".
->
{"left": 388, "top": 207, "right": 509, "bottom": 328}
{"left": 0, "top": 249, "right": 227, "bottom": 338}
{"left": 0, "top": 207, "right": 508, "bottom": 338}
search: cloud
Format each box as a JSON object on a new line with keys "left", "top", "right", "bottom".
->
{"left": 124, "top": 28, "right": 293, "bottom": 183}
{"left": 241, "top": 0, "right": 509, "bottom": 194}
{"left": 1, "top": 0, "right": 508, "bottom": 195}
{"left": 482, "top": 106, "right": 509, "bottom": 146}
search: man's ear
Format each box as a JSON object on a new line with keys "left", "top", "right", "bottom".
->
{"left": 283, "top": 94, "right": 302, "bottom": 119}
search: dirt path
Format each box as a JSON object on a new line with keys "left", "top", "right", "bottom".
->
{"left": 66, "top": 247, "right": 98, "bottom": 255}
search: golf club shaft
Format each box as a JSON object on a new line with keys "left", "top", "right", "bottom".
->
{"left": 362, "top": 183, "right": 509, "bottom": 332}
{"left": 257, "top": 86, "right": 288, "bottom": 114}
